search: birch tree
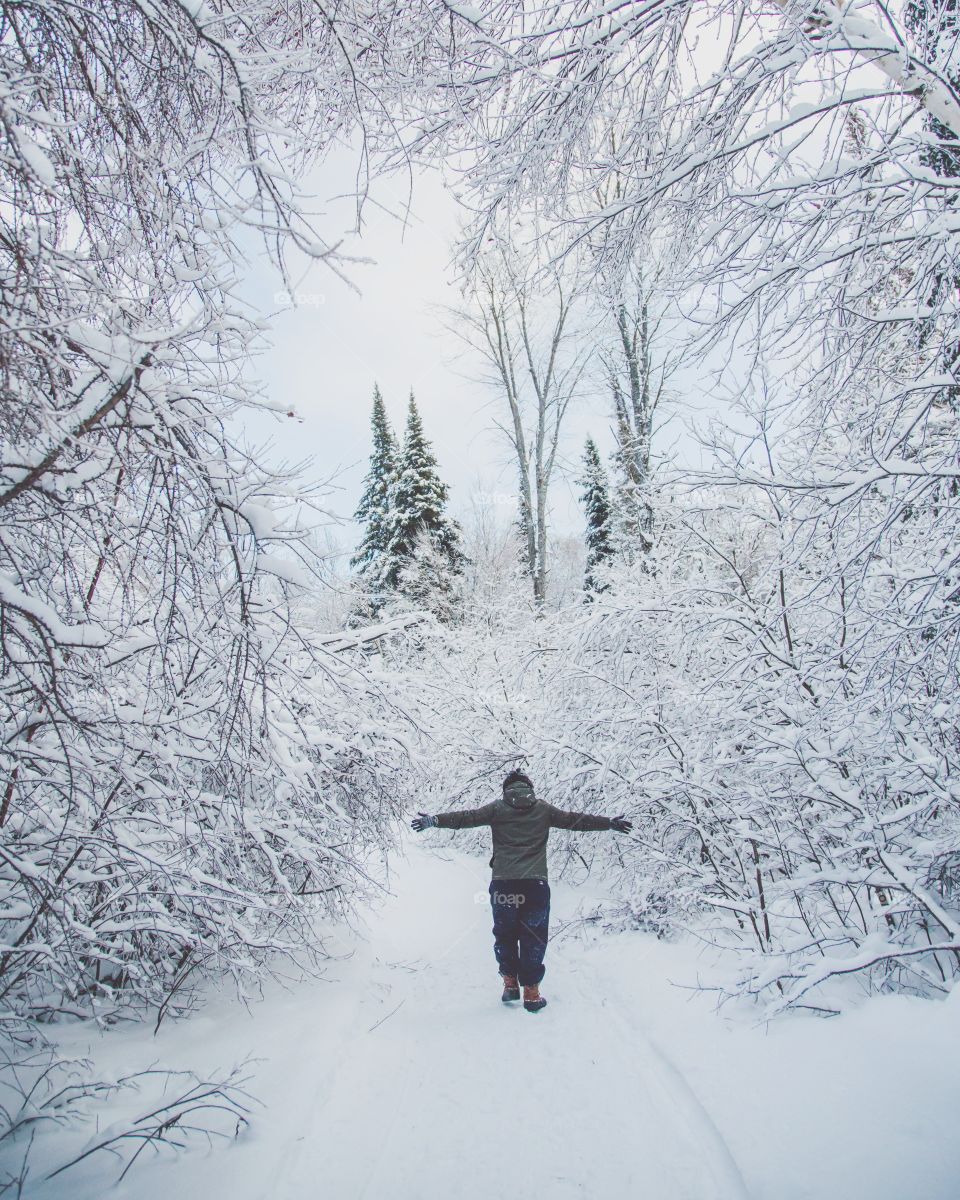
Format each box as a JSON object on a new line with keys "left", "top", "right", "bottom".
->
{"left": 449, "top": 253, "right": 591, "bottom": 605}
{"left": 596, "top": 260, "right": 679, "bottom": 554}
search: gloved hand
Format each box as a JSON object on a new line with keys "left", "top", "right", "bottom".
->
{"left": 411, "top": 812, "right": 437, "bottom": 833}
{"left": 610, "top": 815, "right": 633, "bottom": 833}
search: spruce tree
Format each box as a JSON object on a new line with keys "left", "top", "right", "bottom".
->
{"left": 579, "top": 436, "right": 615, "bottom": 596}
{"left": 905, "top": 2, "right": 960, "bottom": 180}
{"left": 351, "top": 385, "right": 397, "bottom": 607}
{"left": 397, "top": 528, "right": 462, "bottom": 624}
{"left": 382, "top": 394, "right": 466, "bottom": 612}
{"left": 905, "top": 1, "right": 960, "bottom": 406}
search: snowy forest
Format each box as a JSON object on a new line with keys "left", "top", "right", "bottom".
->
{"left": 1, "top": 1, "right": 959, "bottom": 1197}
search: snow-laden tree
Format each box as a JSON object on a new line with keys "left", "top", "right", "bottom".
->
{"left": 0, "top": 0, "right": 443, "bottom": 1032}
{"left": 904, "top": 0, "right": 960, "bottom": 407}
{"left": 350, "top": 385, "right": 399, "bottom": 620}
{"left": 905, "top": 0, "right": 960, "bottom": 181}
{"left": 396, "top": 528, "right": 466, "bottom": 625}
{"left": 446, "top": 248, "right": 592, "bottom": 606}
{"left": 381, "top": 394, "right": 466, "bottom": 618}
{"left": 578, "top": 437, "right": 615, "bottom": 597}
{"left": 591, "top": 255, "right": 679, "bottom": 556}
{"left": 404, "top": 1, "right": 960, "bottom": 544}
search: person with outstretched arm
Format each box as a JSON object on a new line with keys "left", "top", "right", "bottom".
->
{"left": 411, "top": 769, "right": 632, "bottom": 1013}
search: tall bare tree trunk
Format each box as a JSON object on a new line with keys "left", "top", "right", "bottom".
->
{"left": 450, "top": 258, "right": 589, "bottom": 607}
{"left": 603, "top": 274, "right": 675, "bottom": 557}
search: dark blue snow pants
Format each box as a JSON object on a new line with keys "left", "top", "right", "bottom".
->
{"left": 489, "top": 878, "right": 551, "bottom": 986}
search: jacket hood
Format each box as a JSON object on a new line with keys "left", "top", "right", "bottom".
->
{"left": 502, "top": 781, "right": 537, "bottom": 811}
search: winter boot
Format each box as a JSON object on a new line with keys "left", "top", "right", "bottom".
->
{"left": 501, "top": 974, "right": 521, "bottom": 1002}
{"left": 523, "top": 984, "right": 547, "bottom": 1013}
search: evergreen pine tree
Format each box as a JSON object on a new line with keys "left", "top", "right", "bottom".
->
{"left": 350, "top": 385, "right": 397, "bottom": 613}
{"left": 904, "top": 1, "right": 960, "bottom": 406}
{"left": 397, "top": 528, "right": 463, "bottom": 624}
{"left": 905, "top": 1, "right": 960, "bottom": 180}
{"left": 579, "top": 436, "right": 615, "bottom": 596}
{"left": 382, "top": 394, "right": 466, "bottom": 614}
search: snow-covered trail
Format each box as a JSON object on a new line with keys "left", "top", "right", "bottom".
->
{"left": 37, "top": 842, "right": 960, "bottom": 1200}
{"left": 248, "top": 843, "right": 749, "bottom": 1200}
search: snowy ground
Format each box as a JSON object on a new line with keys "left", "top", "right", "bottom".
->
{"left": 20, "top": 842, "right": 960, "bottom": 1200}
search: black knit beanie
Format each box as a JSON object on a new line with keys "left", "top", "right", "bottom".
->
{"left": 503, "top": 770, "right": 533, "bottom": 790}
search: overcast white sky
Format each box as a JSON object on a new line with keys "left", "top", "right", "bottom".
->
{"left": 237, "top": 151, "right": 716, "bottom": 563}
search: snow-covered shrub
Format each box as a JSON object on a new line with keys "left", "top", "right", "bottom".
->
{"left": 0, "top": 429, "right": 415, "bottom": 1022}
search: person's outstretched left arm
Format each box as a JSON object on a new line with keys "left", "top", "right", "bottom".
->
{"left": 411, "top": 802, "right": 497, "bottom": 833}
{"left": 544, "top": 803, "right": 632, "bottom": 833}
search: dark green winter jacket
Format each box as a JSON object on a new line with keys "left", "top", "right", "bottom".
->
{"left": 434, "top": 788, "right": 611, "bottom": 881}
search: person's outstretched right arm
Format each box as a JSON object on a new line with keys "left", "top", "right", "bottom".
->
{"left": 411, "top": 803, "right": 496, "bottom": 832}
